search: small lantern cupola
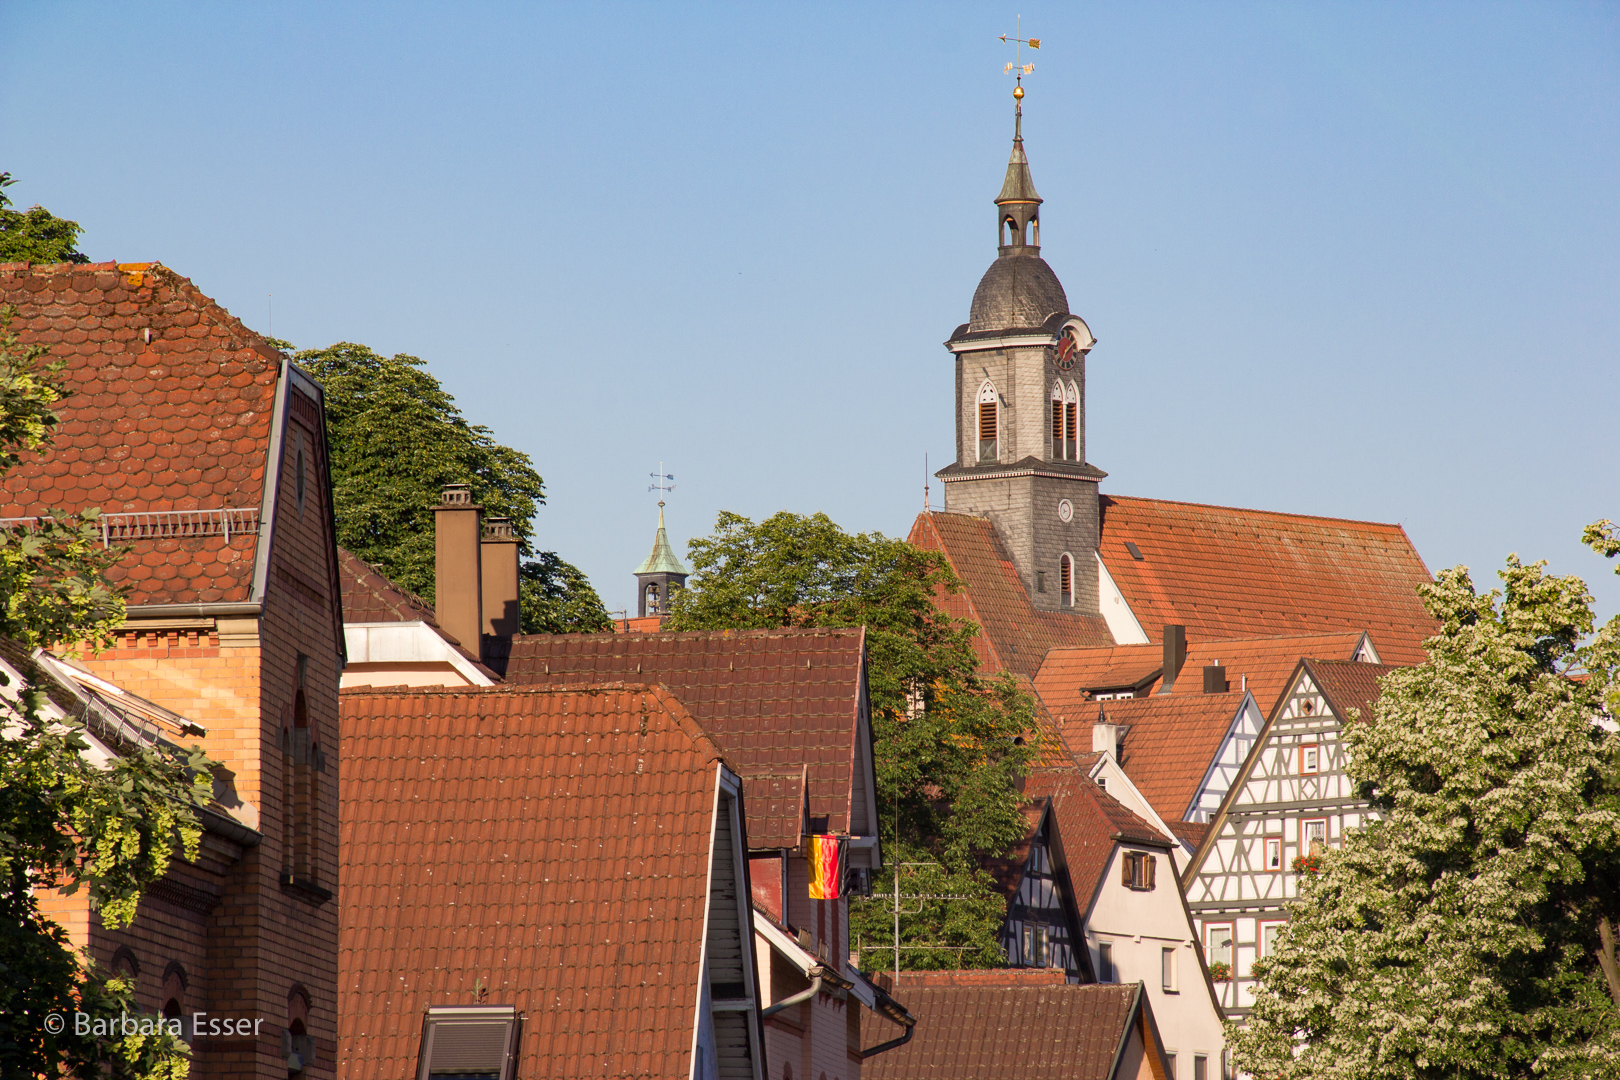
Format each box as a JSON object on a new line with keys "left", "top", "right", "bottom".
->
{"left": 633, "top": 501, "right": 688, "bottom": 620}
{"left": 996, "top": 85, "right": 1042, "bottom": 255}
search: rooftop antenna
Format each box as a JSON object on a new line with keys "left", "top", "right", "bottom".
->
{"left": 999, "top": 17, "right": 1040, "bottom": 107}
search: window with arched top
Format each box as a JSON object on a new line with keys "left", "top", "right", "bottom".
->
{"left": 1065, "top": 381, "right": 1079, "bottom": 461}
{"left": 283, "top": 655, "right": 324, "bottom": 886}
{"left": 977, "top": 382, "right": 999, "bottom": 462}
{"left": 1059, "top": 553, "right": 1074, "bottom": 607}
{"left": 645, "top": 583, "right": 660, "bottom": 615}
{"left": 1050, "top": 382, "right": 1065, "bottom": 460}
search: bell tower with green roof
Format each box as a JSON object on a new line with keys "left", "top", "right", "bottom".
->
{"left": 634, "top": 501, "right": 688, "bottom": 619}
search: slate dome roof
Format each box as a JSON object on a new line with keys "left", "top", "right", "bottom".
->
{"left": 967, "top": 254, "right": 1069, "bottom": 332}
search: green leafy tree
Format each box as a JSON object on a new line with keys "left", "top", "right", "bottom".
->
{"left": 665, "top": 510, "right": 1039, "bottom": 968}
{"left": 1231, "top": 534, "right": 1620, "bottom": 1080}
{"left": 0, "top": 173, "right": 89, "bottom": 264}
{"left": 291, "top": 341, "right": 610, "bottom": 633}
{"left": 0, "top": 307, "right": 215, "bottom": 1078}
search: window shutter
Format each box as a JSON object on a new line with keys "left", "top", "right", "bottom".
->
{"left": 1145, "top": 854, "right": 1157, "bottom": 889}
{"left": 1051, "top": 400, "right": 1064, "bottom": 455}
{"left": 1121, "top": 853, "right": 1134, "bottom": 887}
{"left": 979, "top": 401, "right": 996, "bottom": 442}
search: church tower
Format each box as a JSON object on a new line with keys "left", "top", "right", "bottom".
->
{"left": 633, "top": 501, "right": 688, "bottom": 619}
{"left": 936, "top": 81, "right": 1105, "bottom": 614}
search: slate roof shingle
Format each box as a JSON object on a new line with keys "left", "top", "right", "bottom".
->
{"left": 1035, "top": 631, "right": 1374, "bottom": 718}
{"left": 909, "top": 511, "right": 1114, "bottom": 677}
{"left": 863, "top": 982, "right": 1145, "bottom": 1080}
{"left": 499, "top": 628, "right": 869, "bottom": 836}
{"left": 338, "top": 682, "right": 728, "bottom": 1080}
{"left": 1098, "top": 495, "right": 1436, "bottom": 664}
{"left": 0, "top": 262, "right": 282, "bottom": 606}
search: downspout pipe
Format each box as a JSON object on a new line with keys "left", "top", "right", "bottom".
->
{"left": 761, "top": 969, "right": 823, "bottom": 1018}
{"left": 858, "top": 1022, "right": 914, "bottom": 1060}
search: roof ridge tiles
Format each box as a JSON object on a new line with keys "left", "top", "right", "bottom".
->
{"left": 1103, "top": 492, "right": 1413, "bottom": 532}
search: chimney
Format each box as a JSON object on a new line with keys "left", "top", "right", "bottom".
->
{"left": 480, "top": 517, "right": 522, "bottom": 639}
{"left": 1092, "top": 706, "right": 1120, "bottom": 759}
{"left": 433, "top": 484, "right": 482, "bottom": 656}
{"left": 1157, "top": 625, "right": 1187, "bottom": 695}
{"left": 1203, "top": 662, "right": 1229, "bottom": 694}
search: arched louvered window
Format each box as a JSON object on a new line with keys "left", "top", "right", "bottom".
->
{"left": 1060, "top": 553, "right": 1074, "bottom": 607}
{"left": 1065, "top": 381, "right": 1079, "bottom": 461}
{"left": 1051, "top": 382, "right": 1065, "bottom": 460}
{"left": 977, "top": 382, "right": 999, "bottom": 462}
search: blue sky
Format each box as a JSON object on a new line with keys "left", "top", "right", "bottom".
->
{"left": 4, "top": 2, "right": 1617, "bottom": 622}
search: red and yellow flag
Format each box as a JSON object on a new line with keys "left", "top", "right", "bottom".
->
{"left": 807, "top": 835, "right": 846, "bottom": 900}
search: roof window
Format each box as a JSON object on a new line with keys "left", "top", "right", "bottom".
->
{"left": 416, "top": 1006, "right": 521, "bottom": 1080}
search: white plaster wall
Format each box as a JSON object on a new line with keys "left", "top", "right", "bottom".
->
{"left": 1086, "top": 846, "right": 1226, "bottom": 1074}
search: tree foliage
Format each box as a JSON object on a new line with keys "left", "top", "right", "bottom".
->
{"left": 0, "top": 309, "right": 212, "bottom": 1077}
{"left": 1231, "top": 535, "right": 1620, "bottom": 1079}
{"left": 0, "top": 173, "right": 89, "bottom": 265}
{"left": 665, "top": 510, "right": 1038, "bottom": 968}
{"left": 291, "top": 341, "right": 610, "bottom": 633}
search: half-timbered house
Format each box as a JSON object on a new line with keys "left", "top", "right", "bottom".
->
{"left": 1181, "top": 659, "right": 1393, "bottom": 1017}
{"left": 986, "top": 762, "right": 1227, "bottom": 1073}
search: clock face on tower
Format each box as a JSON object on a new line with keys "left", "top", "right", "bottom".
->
{"left": 1050, "top": 326, "right": 1083, "bottom": 372}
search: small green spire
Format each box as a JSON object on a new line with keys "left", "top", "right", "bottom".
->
{"left": 634, "top": 502, "right": 688, "bottom": 575}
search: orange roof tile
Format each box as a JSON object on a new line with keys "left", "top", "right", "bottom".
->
{"left": 863, "top": 982, "right": 1145, "bottom": 1080}
{"left": 1, "top": 262, "right": 283, "bottom": 607}
{"left": 909, "top": 511, "right": 1114, "bottom": 677}
{"left": 1098, "top": 495, "right": 1436, "bottom": 663}
{"left": 1036, "top": 631, "right": 1374, "bottom": 718}
{"left": 337, "top": 547, "right": 500, "bottom": 678}
{"left": 338, "top": 682, "right": 727, "bottom": 1080}
{"left": 1051, "top": 693, "right": 1248, "bottom": 824}
{"left": 500, "top": 628, "right": 869, "bottom": 835}
{"left": 1024, "top": 765, "right": 1170, "bottom": 911}
{"left": 1305, "top": 658, "right": 1394, "bottom": 723}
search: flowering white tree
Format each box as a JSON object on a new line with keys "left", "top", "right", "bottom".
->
{"left": 1230, "top": 526, "right": 1620, "bottom": 1079}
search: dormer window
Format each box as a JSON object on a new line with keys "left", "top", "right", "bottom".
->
{"left": 977, "top": 382, "right": 999, "bottom": 462}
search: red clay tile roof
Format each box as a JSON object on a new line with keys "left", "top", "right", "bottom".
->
{"left": 909, "top": 512, "right": 1114, "bottom": 677}
{"left": 875, "top": 969, "right": 1069, "bottom": 989}
{"left": 1098, "top": 495, "right": 1436, "bottom": 664}
{"left": 737, "top": 766, "right": 808, "bottom": 849}
{"left": 1036, "top": 631, "right": 1373, "bottom": 718}
{"left": 0, "top": 262, "right": 282, "bottom": 606}
{"left": 499, "top": 628, "right": 869, "bottom": 835}
{"left": 1052, "top": 693, "right": 1247, "bottom": 824}
{"left": 1167, "top": 819, "right": 1210, "bottom": 850}
{"left": 1025, "top": 765, "right": 1170, "bottom": 912}
{"left": 338, "top": 681, "right": 729, "bottom": 1080}
{"left": 863, "top": 982, "right": 1144, "bottom": 1080}
{"left": 1304, "top": 658, "right": 1395, "bottom": 724}
{"left": 338, "top": 547, "right": 439, "bottom": 627}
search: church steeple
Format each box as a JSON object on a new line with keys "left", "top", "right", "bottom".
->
{"left": 996, "top": 84, "right": 1042, "bottom": 255}
{"left": 633, "top": 501, "right": 688, "bottom": 620}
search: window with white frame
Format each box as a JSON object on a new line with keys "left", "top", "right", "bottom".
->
{"left": 1300, "top": 743, "right": 1320, "bottom": 774}
{"left": 1205, "top": 923, "right": 1232, "bottom": 971}
{"left": 1304, "top": 819, "right": 1327, "bottom": 856}
{"left": 1264, "top": 836, "right": 1283, "bottom": 871}
{"left": 977, "top": 382, "right": 998, "bottom": 461}
{"left": 1161, "top": 947, "right": 1178, "bottom": 992}
{"left": 1260, "top": 920, "right": 1286, "bottom": 957}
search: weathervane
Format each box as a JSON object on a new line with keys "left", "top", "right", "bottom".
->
{"left": 648, "top": 462, "right": 675, "bottom": 506}
{"left": 1000, "top": 16, "right": 1040, "bottom": 105}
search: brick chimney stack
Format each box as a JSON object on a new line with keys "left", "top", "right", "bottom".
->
{"left": 433, "top": 484, "right": 483, "bottom": 657}
{"left": 480, "top": 517, "right": 522, "bottom": 639}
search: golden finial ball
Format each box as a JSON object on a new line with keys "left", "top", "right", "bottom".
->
{"left": 1013, "top": 85, "right": 1024, "bottom": 100}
